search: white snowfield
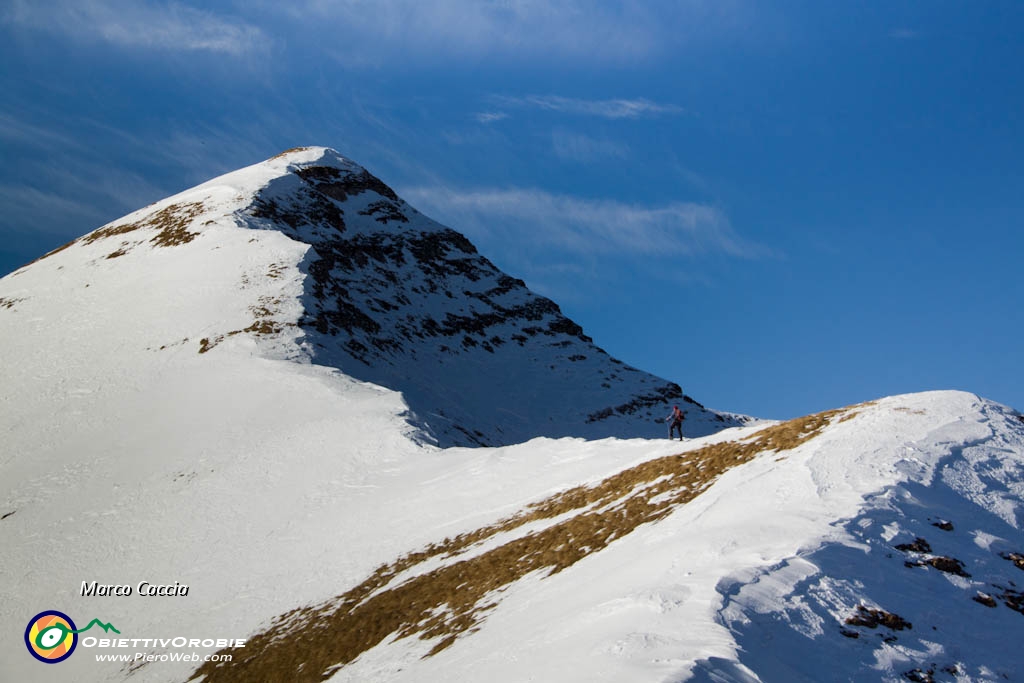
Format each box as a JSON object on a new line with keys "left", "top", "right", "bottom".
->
{"left": 2, "top": 149, "right": 1023, "bottom": 682}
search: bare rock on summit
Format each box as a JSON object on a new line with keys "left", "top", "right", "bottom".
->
{"left": 234, "top": 148, "right": 747, "bottom": 446}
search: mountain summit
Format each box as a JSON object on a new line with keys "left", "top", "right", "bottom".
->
{"left": 4, "top": 146, "right": 744, "bottom": 446}
{"left": 1, "top": 150, "right": 1023, "bottom": 683}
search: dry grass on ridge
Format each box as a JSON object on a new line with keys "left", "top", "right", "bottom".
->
{"left": 270, "top": 147, "right": 315, "bottom": 160}
{"left": 191, "top": 406, "right": 859, "bottom": 683}
{"left": 84, "top": 201, "right": 206, "bottom": 250}
{"left": 24, "top": 202, "right": 207, "bottom": 269}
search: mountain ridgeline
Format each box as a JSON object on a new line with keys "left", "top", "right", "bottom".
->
{"left": 11, "top": 147, "right": 746, "bottom": 446}
{"left": 4, "top": 148, "right": 1024, "bottom": 683}
{"left": 241, "top": 148, "right": 745, "bottom": 446}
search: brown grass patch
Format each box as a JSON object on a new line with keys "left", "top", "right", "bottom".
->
{"left": 82, "top": 221, "right": 143, "bottom": 245}
{"left": 190, "top": 406, "right": 856, "bottom": 683}
{"left": 81, "top": 202, "right": 205, "bottom": 250}
{"left": 22, "top": 238, "right": 78, "bottom": 267}
{"left": 243, "top": 320, "right": 290, "bottom": 336}
{"left": 894, "top": 407, "right": 926, "bottom": 415}
{"left": 153, "top": 338, "right": 189, "bottom": 352}
{"left": 270, "top": 147, "right": 315, "bottom": 160}
{"left": 21, "top": 201, "right": 204, "bottom": 267}
{"left": 148, "top": 203, "right": 205, "bottom": 247}
{"left": 0, "top": 297, "right": 26, "bottom": 310}
{"left": 196, "top": 297, "right": 293, "bottom": 353}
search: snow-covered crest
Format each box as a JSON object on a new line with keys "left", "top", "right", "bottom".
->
{"left": 2, "top": 148, "right": 1023, "bottom": 683}
{"left": 3, "top": 146, "right": 744, "bottom": 447}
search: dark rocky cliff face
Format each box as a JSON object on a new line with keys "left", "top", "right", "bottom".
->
{"left": 241, "top": 149, "right": 745, "bottom": 446}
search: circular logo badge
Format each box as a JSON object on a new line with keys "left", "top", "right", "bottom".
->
{"left": 25, "top": 610, "right": 78, "bottom": 663}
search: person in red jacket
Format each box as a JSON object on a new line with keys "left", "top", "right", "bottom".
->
{"left": 666, "top": 405, "right": 685, "bottom": 441}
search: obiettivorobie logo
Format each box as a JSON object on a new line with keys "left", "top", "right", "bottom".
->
{"left": 25, "top": 609, "right": 245, "bottom": 666}
{"left": 25, "top": 610, "right": 120, "bottom": 663}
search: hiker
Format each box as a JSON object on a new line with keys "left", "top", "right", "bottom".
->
{"left": 666, "top": 405, "right": 685, "bottom": 441}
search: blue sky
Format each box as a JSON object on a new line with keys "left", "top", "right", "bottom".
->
{"left": 2, "top": 0, "right": 1021, "bottom": 419}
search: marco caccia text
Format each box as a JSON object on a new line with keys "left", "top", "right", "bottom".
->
{"left": 81, "top": 581, "right": 189, "bottom": 597}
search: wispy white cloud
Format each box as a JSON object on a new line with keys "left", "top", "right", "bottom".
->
{"left": 0, "top": 107, "right": 280, "bottom": 252}
{"left": 399, "top": 183, "right": 769, "bottom": 300}
{"left": 403, "top": 185, "right": 765, "bottom": 260}
{"left": 2, "top": 0, "right": 265, "bottom": 55}
{"left": 475, "top": 112, "right": 509, "bottom": 124}
{"left": 493, "top": 94, "right": 684, "bottom": 119}
{"left": 0, "top": 113, "right": 84, "bottom": 149}
{"left": 261, "top": 0, "right": 671, "bottom": 63}
{"left": 0, "top": 184, "right": 112, "bottom": 237}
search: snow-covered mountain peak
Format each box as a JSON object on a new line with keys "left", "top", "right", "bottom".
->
{"left": 266, "top": 145, "right": 361, "bottom": 169}
{"left": 1, "top": 147, "right": 747, "bottom": 447}
{"left": 2, "top": 174, "right": 1023, "bottom": 683}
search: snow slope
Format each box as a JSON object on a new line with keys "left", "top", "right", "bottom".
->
{"left": 187, "top": 391, "right": 1024, "bottom": 683}
{"left": 2, "top": 149, "right": 1024, "bottom": 683}
{"left": 4, "top": 378, "right": 1023, "bottom": 682}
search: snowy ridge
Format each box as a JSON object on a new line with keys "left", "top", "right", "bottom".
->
{"left": 3, "top": 382, "right": 1024, "bottom": 682}
{"left": 2, "top": 148, "right": 1023, "bottom": 683}
{"left": 2, "top": 146, "right": 742, "bottom": 448}
{"left": 186, "top": 391, "right": 1024, "bottom": 683}
{"left": 698, "top": 394, "right": 1024, "bottom": 682}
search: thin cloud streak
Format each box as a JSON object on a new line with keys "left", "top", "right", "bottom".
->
{"left": 0, "top": 184, "right": 111, "bottom": 236}
{"left": 404, "top": 185, "right": 766, "bottom": 260}
{"left": 475, "top": 112, "right": 509, "bottom": 124}
{"left": 2, "top": 0, "right": 265, "bottom": 55}
{"left": 258, "top": 0, "right": 665, "bottom": 63}
{"left": 0, "top": 113, "right": 84, "bottom": 149}
{"left": 493, "top": 95, "right": 684, "bottom": 119}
